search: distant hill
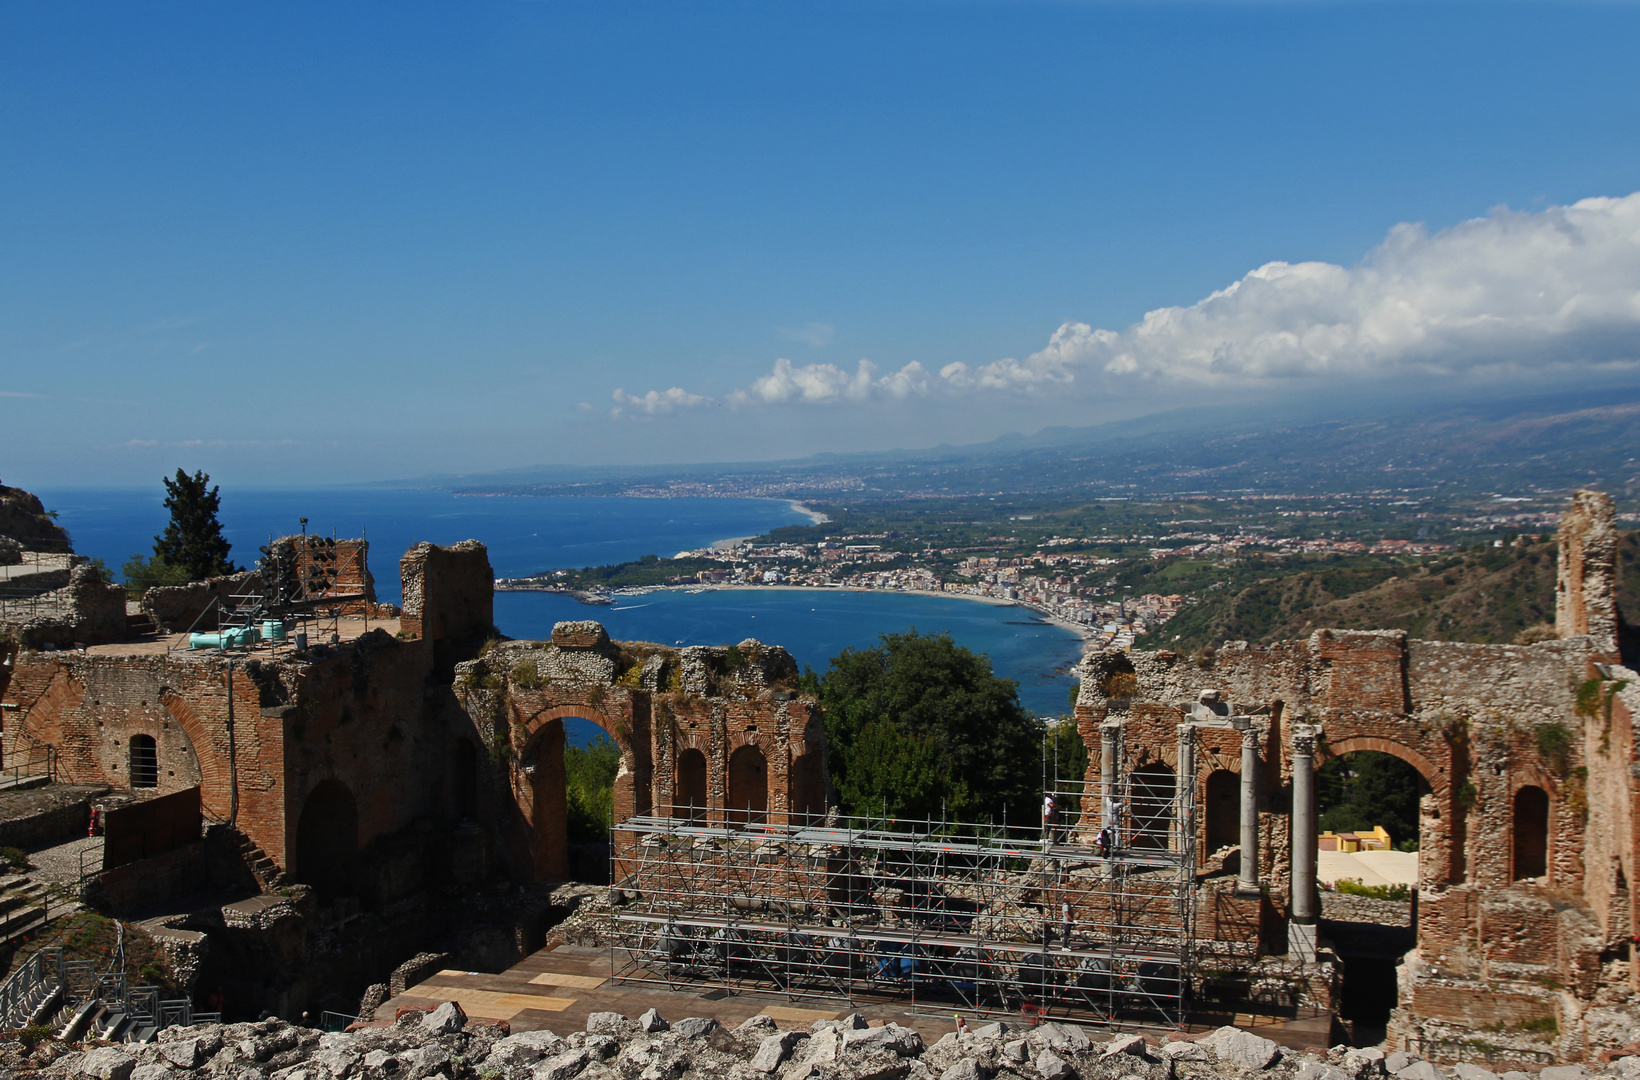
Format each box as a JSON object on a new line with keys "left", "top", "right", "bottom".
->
{"left": 423, "top": 386, "right": 1640, "bottom": 502}
{"left": 1164, "top": 532, "right": 1640, "bottom": 651}
{"left": 0, "top": 483, "right": 71, "bottom": 550}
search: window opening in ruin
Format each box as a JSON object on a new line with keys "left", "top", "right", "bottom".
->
{"left": 1204, "top": 768, "right": 1239, "bottom": 856}
{"left": 1318, "top": 750, "right": 1426, "bottom": 851}
{"left": 727, "top": 744, "right": 768, "bottom": 825}
{"left": 677, "top": 748, "right": 708, "bottom": 819}
{"left": 295, "top": 779, "right": 359, "bottom": 899}
{"left": 1513, "top": 785, "right": 1550, "bottom": 880}
{"left": 129, "top": 735, "right": 158, "bottom": 789}
{"left": 1129, "top": 762, "right": 1174, "bottom": 850}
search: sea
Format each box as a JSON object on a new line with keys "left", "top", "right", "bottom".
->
{"left": 37, "top": 487, "right": 1086, "bottom": 736}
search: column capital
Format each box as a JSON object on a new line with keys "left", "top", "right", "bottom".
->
{"left": 1290, "top": 723, "right": 1320, "bottom": 757}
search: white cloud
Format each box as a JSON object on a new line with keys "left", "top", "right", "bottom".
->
{"left": 610, "top": 386, "right": 709, "bottom": 418}
{"left": 728, "top": 358, "right": 930, "bottom": 405}
{"left": 603, "top": 192, "right": 1640, "bottom": 417}
{"left": 778, "top": 322, "right": 835, "bottom": 348}
{"left": 993, "top": 192, "right": 1640, "bottom": 387}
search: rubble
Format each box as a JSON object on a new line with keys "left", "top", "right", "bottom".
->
{"left": 6, "top": 1011, "right": 1635, "bottom": 1080}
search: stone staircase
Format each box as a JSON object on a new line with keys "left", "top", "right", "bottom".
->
{"left": 215, "top": 826, "right": 287, "bottom": 890}
{"left": 0, "top": 873, "right": 80, "bottom": 947}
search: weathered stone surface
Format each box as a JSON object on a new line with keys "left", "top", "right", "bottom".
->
{"left": 941, "top": 1059, "right": 985, "bottom": 1080}
{"left": 1395, "top": 1062, "right": 1445, "bottom": 1080}
{"left": 671, "top": 1018, "right": 720, "bottom": 1040}
{"left": 1160, "top": 1043, "right": 1209, "bottom": 1063}
{"left": 1200, "top": 1027, "right": 1280, "bottom": 1071}
{"left": 1103, "top": 1036, "right": 1148, "bottom": 1061}
{"left": 79, "top": 1048, "right": 138, "bottom": 1080}
{"left": 844, "top": 1025, "right": 924, "bottom": 1058}
{"left": 1296, "top": 1063, "right": 1351, "bottom": 1080}
{"left": 533, "top": 1049, "right": 590, "bottom": 1080}
{"left": 1341, "top": 1049, "right": 1386, "bottom": 1080}
{"left": 1450, "top": 1064, "right": 1499, "bottom": 1080}
{"left": 420, "top": 1002, "right": 466, "bottom": 1036}
{"left": 131, "top": 1065, "right": 177, "bottom": 1080}
{"left": 1035, "top": 1051, "right": 1074, "bottom": 1080}
{"left": 1030, "top": 1026, "right": 1092, "bottom": 1054}
{"left": 586, "top": 1014, "right": 633, "bottom": 1036}
{"left": 1002, "top": 1042, "right": 1029, "bottom": 1065}
{"left": 1541, "top": 1069, "right": 1590, "bottom": 1080}
{"left": 751, "top": 1033, "right": 806, "bottom": 1074}
{"left": 638, "top": 1010, "right": 669, "bottom": 1034}
{"left": 159, "top": 1041, "right": 206, "bottom": 1071}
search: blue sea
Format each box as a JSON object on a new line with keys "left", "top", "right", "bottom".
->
{"left": 37, "top": 487, "right": 1084, "bottom": 723}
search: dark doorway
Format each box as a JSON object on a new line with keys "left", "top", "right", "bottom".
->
{"left": 294, "top": 780, "right": 358, "bottom": 899}
{"left": 728, "top": 744, "right": 768, "bottom": 824}
{"left": 129, "top": 735, "right": 158, "bottom": 789}
{"left": 1513, "top": 785, "right": 1549, "bottom": 880}
{"left": 1337, "top": 956, "right": 1401, "bottom": 1045}
{"left": 1130, "top": 763, "right": 1174, "bottom": 850}
{"left": 1204, "top": 769, "right": 1239, "bottom": 854}
{"left": 677, "top": 748, "right": 708, "bottom": 818}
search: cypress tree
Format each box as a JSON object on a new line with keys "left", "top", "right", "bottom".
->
{"left": 154, "top": 469, "right": 237, "bottom": 580}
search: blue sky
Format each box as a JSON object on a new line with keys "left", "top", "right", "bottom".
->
{"left": 4, "top": 2, "right": 1640, "bottom": 487}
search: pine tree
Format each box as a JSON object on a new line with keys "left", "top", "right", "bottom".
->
{"left": 153, "top": 469, "right": 237, "bottom": 581}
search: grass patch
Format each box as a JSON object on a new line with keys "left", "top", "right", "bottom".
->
{"left": 1330, "top": 877, "right": 1411, "bottom": 902}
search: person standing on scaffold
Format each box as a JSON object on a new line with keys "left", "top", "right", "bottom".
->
{"left": 1041, "top": 791, "right": 1057, "bottom": 843}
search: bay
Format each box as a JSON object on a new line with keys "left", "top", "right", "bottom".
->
{"left": 35, "top": 487, "right": 1084, "bottom": 726}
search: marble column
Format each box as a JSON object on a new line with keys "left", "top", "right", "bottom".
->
{"left": 1100, "top": 721, "right": 1120, "bottom": 830}
{"left": 1290, "top": 723, "right": 1320, "bottom": 960}
{"left": 1238, "top": 723, "right": 1261, "bottom": 895}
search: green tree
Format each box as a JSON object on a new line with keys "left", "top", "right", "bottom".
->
{"left": 119, "top": 553, "right": 190, "bottom": 597}
{"left": 1317, "top": 750, "right": 1424, "bottom": 847}
{"left": 565, "top": 734, "right": 621, "bottom": 843}
{"left": 153, "top": 469, "right": 236, "bottom": 580}
{"left": 817, "top": 629, "right": 1040, "bottom": 824}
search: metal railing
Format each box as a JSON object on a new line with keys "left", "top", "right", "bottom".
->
{"left": 0, "top": 946, "right": 63, "bottom": 1030}
{"left": 321, "top": 1011, "right": 362, "bottom": 1032}
{"left": 0, "top": 744, "right": 58, "bottom": 789}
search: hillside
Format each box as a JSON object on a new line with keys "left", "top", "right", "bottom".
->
{"left": 1164, "top": 531, "right": 1640, "bottom": 651}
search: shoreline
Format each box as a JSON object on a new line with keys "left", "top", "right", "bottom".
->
{"left": 596, "top": 581, "right": 1097, "bottom": 644}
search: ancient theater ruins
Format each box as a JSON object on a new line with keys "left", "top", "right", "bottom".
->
{"left": 5, "top": 491, "right": 1640, "bottom": 1059}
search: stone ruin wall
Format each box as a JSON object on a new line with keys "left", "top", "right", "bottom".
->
{"left": 3, "top": 537, "right": 826, "bottom": 901}
{"left": 1072, "top": 490, "right": 1640, "bottom": 1057}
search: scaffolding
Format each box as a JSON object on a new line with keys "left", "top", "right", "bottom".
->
{"left": 608, "top": 735, "right": 1199, "bottom": 1031}
{"left": 175, "top": 528, "right": 373, "bottom": 656}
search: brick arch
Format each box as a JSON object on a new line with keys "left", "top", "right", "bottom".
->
{"left": 159, "top": 690, "right": 232, "bottom": 820}
{"left": 1319, "top": 735, "right": 1446, "bottom": 797}
{"left": 517, "top": 704, "right": 626, "bottom": 757}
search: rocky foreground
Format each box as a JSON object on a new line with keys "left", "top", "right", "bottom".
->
{"left": 4, "top": 1007, "right": 1634, "bottom": 1080}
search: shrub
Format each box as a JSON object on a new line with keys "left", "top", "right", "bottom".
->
{"left": 1333, "top": 877, "right": 1410, "bottom": 902}
{"left": 511, "top": 659, "right": 544, "bottom": 690}
{"left": 0, "top": 846, "right": 27, "bottom": 871}
{"left": 1534, "top": 722, "right": 1572, "bottom": 774}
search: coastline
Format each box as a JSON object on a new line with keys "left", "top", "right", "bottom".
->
{"left": 788, "top": 500, "right": 830, "bottom": 525}
{"left": 600, "top": 581, "right": 1097, "bottom": 644}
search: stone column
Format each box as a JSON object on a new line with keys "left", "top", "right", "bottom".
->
{"left": 1100, "top": 721, "right": 1121, "bottom": 830}
{"left": 1290, "top": 723, "right": 1320, "bottom": 960}
{"left": 1177, "top": 723, "right": 1195, "bottom": 857}
{"left": 1237, "top": 721, "right": 1261, "bottom": 895}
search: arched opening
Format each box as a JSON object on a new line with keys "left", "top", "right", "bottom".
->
{"left": 791, "top": 750, "right": 825, "bottom": 826}
{"left": 728, "top": 744, "right": 768, "bottom": 825}
{"left": 1204, "top": 769, "right": 1239, "bottom": 855}
{"left": 1513, "top": 785, "right": 1550, "bottom": 880}
{"left": 1313, "top": 747, "right": 1429, "bottom": 1046}
{"left": 1129, "top": 763, "right": 1174, "bottom": 850}
{"left": 452, "top": 738, "right": 479, "bottom": 819}
{"left": 128, "top": 735, "right": 158, "bottom": 789}
{"left": 676, "top": 748, "right": 708, "bottom": 819}
{"left": 294, "top": 780, "right": 358, "bottom": 899}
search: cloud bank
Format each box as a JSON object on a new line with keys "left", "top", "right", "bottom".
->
{"left": 609, "top": 192, "right": 1640, "bottom": 415}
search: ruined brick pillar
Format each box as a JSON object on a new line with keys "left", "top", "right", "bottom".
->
{"left": 1556, "top": 488, "right": 1620, "bottom": 660}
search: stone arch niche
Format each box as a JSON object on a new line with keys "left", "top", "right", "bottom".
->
{"left": 676, "top": 748, "right": 708, "bottom": 819}
{"left": 728, "top": 744, "right": 769, "bottom": 825}
{"left": 294, "top": 779, "right": 358, "bottom": 899}
{"left": 1204, "top": 768, "right": 1240, "bottom": 854}
{"left": 1513, "top": 785, "right": 1550, "bottom": 881}
{"left": 1130, "top": 761, "right": 1175, "bottom": 850}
